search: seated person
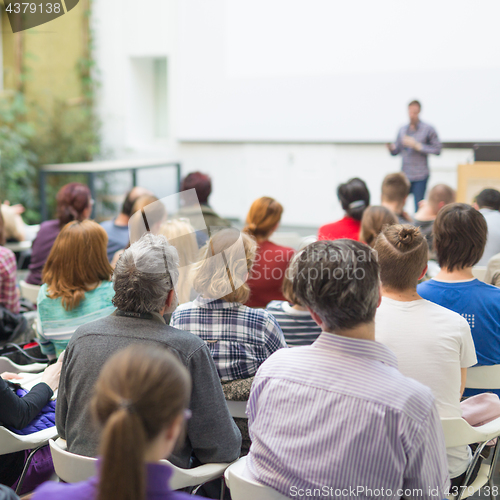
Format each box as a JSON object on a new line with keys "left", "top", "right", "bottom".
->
{"left": 485, "top": 252, "right": 500, "bottom": 287}
{"left": 0, "top": 361, "right": 61, "bottom": 487}
{"left": 413, "top": 184, "right": 456, "bottom": 260}
{"left": 0, "top": 210, "right": 20, "bottom": 315}
{"left": 474, "top": 188, "right": 500, "bottom": 266}
{"left": 27, "top": 183, "right": 93, "bottom": 285}
{"left": 266, "top": 254, "right": 322, "bottom": 346}
{"left": 318, "top": 177, "right": 370, "bottom": 241}
{"left": 374, "top": 224, "right": 477, "bottom": 488}
{"left": 245, "top": 239, "right": 449, "bottom": 498}
{"left": 33, "top": 345, "right": 207, "bottom": 500}
{"left": 418, "top": 203, "right": 500, "bottom": 397}
{"left": 243, "top": 197, "right": 295, "bottom": 308}
{"left": 171, "top": 228, "right": 287, "bottom": 381}
{"left": 1, "top": 202, "right": 26, "bottom": 242}
{"left": 100, "top": 186, "right": 152, "bottom": 261}
{"left": 359, "top": 205, "right": 397, "bottom": 247}
{"left": 36, "top": 220, "right": 115, "bottom": 360}
{"left": 55, "top": 233, "right": 241, "bottom": 468}
{"left": 381, "top": 172, "right": 412, "bottom": 224}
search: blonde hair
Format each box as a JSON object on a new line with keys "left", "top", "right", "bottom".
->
{"left": 243, "top": 197, "right": 283, "bottom": 239}
{"left": 158, "top": 219, "right": 198, "bottom": 304}
{"left": 192, "top": 228, "right": 256, "bottom": 304}
{"left": 359, "top": 206, "right": 398, "bottom": 247}
{"left": 128, "top": 196, "right": 167, "bottom": 244}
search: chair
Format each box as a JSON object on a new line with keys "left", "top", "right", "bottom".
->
{"left": 441, "top": 416, "right": 500, "bottom": 500}
{"left": 269, "top": 232, "right": 302, "bottom": 250}
{"left": 0, "top": 357, "right": 46, "bottom": 374}
{"left": 19, "top": 281, "right": 41, "bottom": 305}
{"left": 224, "top": 456, "right": 289, "bottom": 500}
{"left": 226, "top": 400, "right": 248, "bottom": 419}
{"left": 49, "top": 438, "right": 231, "bottom": 492}
{"left": 465, "top": 364, "right": 500, "bottom": 390}
{"left": 472, "top": 266, "right": 487, "bottom": 282}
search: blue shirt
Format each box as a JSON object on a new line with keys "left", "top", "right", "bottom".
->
{"left": 418, "top": 278, "right": 500, "bottom": 396}
{"left": 100, "top": 219, "right": 130, "bottom": 261}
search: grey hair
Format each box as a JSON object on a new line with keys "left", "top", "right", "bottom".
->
{"left": 292, "top": 240, "right": 380, "bottom": 331}
{"left": 112, "top": 233, "right": 180, "bottom": 314}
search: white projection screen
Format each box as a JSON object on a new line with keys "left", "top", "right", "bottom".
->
{"left": 177, "top": 0, "right": 500, "bottom": 143}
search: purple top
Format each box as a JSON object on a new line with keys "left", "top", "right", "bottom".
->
{"left": 32, "top": 461, "right": 205, "bottom": 500}
{"left": 26, "top": 220, "right": 61, "bottom": 285}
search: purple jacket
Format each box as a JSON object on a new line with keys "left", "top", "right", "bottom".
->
{"left": 31, "top": 461, "right": 208, "bottom": 500}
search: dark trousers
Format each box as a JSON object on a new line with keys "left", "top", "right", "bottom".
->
{"left": 409, "top": 177, "right": 429, "bottom": 211}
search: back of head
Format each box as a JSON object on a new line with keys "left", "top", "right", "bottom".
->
{"left": 281, "top": 251, "right": 305, "bottom": 307}
{"left": 381, "top": 173, "right": 410, "bottom": 204}
{"left": 121, "top": 187, "right": 153, "bottom": 218}
{"left": 244, "top": 197, "right": 283, "bottom": 239}
{"left": 192, "top": 228, "right": 256, "bottom": 303}
{"left": 374, "top": 225, "right": 428, "bottom": 291}
{"left": 92, "top": 345, "right": 191, "bottom": 500}
{"left": 476, "top": 188, "right": 500, "bottom": 210}
{"left": 428, "top": 184, "right": 456, "bottom": 213}
{"left": 337, "top": 178, "right": 370, "bottom": 221}
{"left": 434, "top": 203, "right": 487, "bottom": 271}
{"left": 112, "top": 233, "right": 179, "bottom": 314}
{"left": 43, "top": 220, "right": 112, "bottom": 310}
{"left": 129, "top": 196, "right": 168, "bottom": 244}
{"left": 360, "top": 206, "right": 398, "bottom": 247}
{"left": 292, "top": 239, "right": 379, "bottom": 331}
{"left": 56, "top": 183, "right": 91, "bottom": 227}
{"left": 181, "top": 172, "right": 212, "bottom": 204}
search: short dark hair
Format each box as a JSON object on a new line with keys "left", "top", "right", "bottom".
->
{"left": 337, "top": 178, "right": 370, "bottom": 221}
{"left": 293, "top": 240, "right": 379, "bottom": 332}
{"left": 122, "top": 190, "right": 137, "bottom": 217}
{"left": 475, "top": 189, "right": 500, "bottom": 210}
{"left": 181, "top": 172, "right": 212, "bottom": 204}
{"left": 374, "top": 225, "right": 428, "bottom": 291}
{"left": 408, "top": 100, "right": 421, "bottom": 109}
{"left": 433, "top": 203, "right": 487, "bottom": 271}
{"left": 381, "top": 173, "right": 410, "bottom": 204}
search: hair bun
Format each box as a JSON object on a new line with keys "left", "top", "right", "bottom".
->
{"left": 397, "top": 226, "right": 417, "bottom": 248}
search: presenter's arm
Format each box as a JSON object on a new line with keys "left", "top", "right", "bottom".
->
{"left": 388, "top": 129, "right": 403, "bottom": 156}
{"left": 419, "top": 127, "right": 442, "bottom": 155}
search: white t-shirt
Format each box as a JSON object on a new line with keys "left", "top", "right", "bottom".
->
{"left": 375, "top": 296, "right": 477, "bottom": 479}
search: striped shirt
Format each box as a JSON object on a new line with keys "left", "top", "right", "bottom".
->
{"left": 36, "top": 281, "right": 115, "bottom": 357}
{"left": 246, "top": 332, "right": 450, "bottom": 499}
{"left": 265, "top": 301, "right": 321, "bottom": 347}
{"left": 171, "top": 295, "right": 287, "bottom": 381}
{"left": 0, "top": 246, "right": 20, "bottom": 314}
{"left": 390, "top": 120, "right": 442, "bottom": 181}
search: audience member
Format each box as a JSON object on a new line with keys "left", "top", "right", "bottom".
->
{"left": 158, "top": 219, "right": 198, "bottom": 304}
{"left": 245, "top": 239, "right": 449, "bottom": 498}
{"left": 265, "top": 253, "right": 322, "bottom": 346}
{"left": 413, "top": 184, "right": 456, "bottom": 259}
{"left": 243, "top": 197, "right": 294, "bottom": 308}
{"left": 128, "top": 195, "right": 167, "bottom": 245}
{"left": 0, "top": 360, "right": 61, "bottom": 487}
{"left": 381, "top": 172, "right": 412, "bottom": 223}
{"left": 475, "top": 188, "right": 500, "bottom": 266}
{"left": 32, "top": 346, "right": 205, "bottom": 500}
{"left": 485, "top": 252, "right": 500, "bottom": 287}
{"left": 318, "top": 177, "right": 370, "bottom": 241}
{"left": 100, "top": 186, "right": 152, "bottom": 261}
{"left": 36, "top": 220, "right": 115, "bottom": 360}
{"left": 374, "top": 224, "right": 477, "bottom": 487}
{"left": 1, "top": 202, "right": 26, "bottom": 242}
{"left": 171, "top": 228, "right": 286, "bottom": 380}
{"left": 56, "top": 233, "right": 241, "bottom": 468}
{"left": 0, "top": 209, "right": 20, "bottom": 315}
{"left": 27, "top": 183, "right": 92, "bottom": 285}
{"left": 418, "top": 203, "right": 500, "bottom": 397}
{"left": 359, "top": 205, "right": 397, "bottom": 247}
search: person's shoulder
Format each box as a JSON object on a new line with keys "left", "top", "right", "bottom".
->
{"left": 32, "top": 477, "right": 96, "bottom": 500}
{"left": 420, "top": 298, "right": 470, "bottom": 328}
{"left": 264, "top": 240, "right": 294, "bottom": 254}
{"left": 40, "top": 219, "right": 60, "bottom": 230}
{"left": 99, "top": 219, "right": 114, "bottom": 229}
{"left": 0, "top": 245, "right": 15, "bottom": 261}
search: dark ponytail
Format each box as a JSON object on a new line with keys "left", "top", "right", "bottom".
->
{"left": 337, "top": 178, "right": 370, "bottom": 221}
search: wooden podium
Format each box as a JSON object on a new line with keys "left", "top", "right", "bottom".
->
{"left": 457, "top": 162, "right": 500, "bottom": 203}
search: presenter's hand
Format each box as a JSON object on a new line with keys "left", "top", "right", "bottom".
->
{"left": 402, "top": 135, "right": 422, "bottom": 151}
{"left": 386, "top": 143, "right": 395, "bottom": 152}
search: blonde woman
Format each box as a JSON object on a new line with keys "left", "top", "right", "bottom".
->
{"left": 159, "top": 219, "right": 198, "bottom": 304}
{"left": 171, "top": 228, "right": 287, "bottom": 381}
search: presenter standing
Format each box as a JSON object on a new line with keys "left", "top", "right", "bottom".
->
{"left": 387, "top": 100, "right": 442, "bottom": 210}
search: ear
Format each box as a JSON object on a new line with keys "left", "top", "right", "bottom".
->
{"left": 418, "top": 265, "right": 428, "bottom": 281}
{"left": 437, "top": 201, "right": 445, "bottom": 211}
{"left": 307, "top": 308, "right": 325, "bottom": 330}
{"left": 473, "top": 202, "right": 480, "bottom": 210}
{"left": 165, "top": 289, "right": 175, "bottom": 308}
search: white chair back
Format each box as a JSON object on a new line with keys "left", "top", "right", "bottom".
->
{"left": 466, "top": 364, "right": 500, "bottom": 390}
{"left": 471, "top": 266, "right": 487, "bottom": 282}
{"left": 19, "top": 280, "right": 41, "bottom": 304}
{"left": 269, "top": 232, "right": 302, "bottom": 250}
{"left": 0, "top": 426, "right": 57, "bottom": 455}
{"left": 49, "top": 438, "right": 231, "bottom": 490}
{"left": 224, "top": 456, "right": 289, "bottom": 500}
{"left": 226, "top": 400, "right": 247, "bottom": 419}
{"left": 0, "top": 357, "right": 46, "bottom": 374}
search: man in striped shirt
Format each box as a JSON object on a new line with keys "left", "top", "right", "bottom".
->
{"left": 245, "top": 239, "right": 450, "bottom": 499}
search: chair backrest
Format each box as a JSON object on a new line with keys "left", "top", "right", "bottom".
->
{"left": 224, "top": 456, "right": 289, "bottom": 500}
{"left": 226, "top": 400, "right": 248, "bottom": 419}
{"left": 269, "top": 232, "right": 302, "bottom": 250}
{"left": 19, "top": 281, "right": 41, "bottom": 304}
{"left": 0, "top": 426, "right": 57, "bottom": 455}
{"left": 472, "top": 266, "right": 487, "bottom": 282}
{"left": 441, "top": 417, "right": 500, "bottom": 448}
{"left": 0, "top": 357, "right": 46, "bottom": 374}
{"left": 466, "top": 364, "right": 500, "bottom": 390}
